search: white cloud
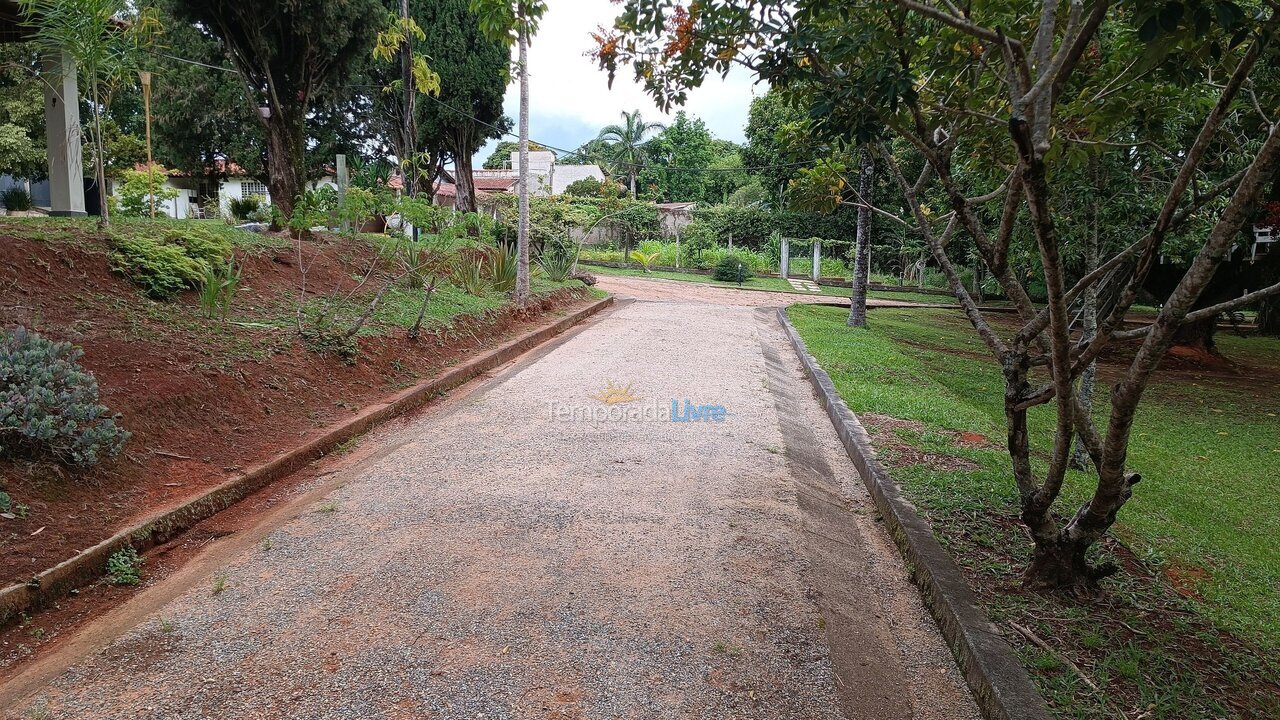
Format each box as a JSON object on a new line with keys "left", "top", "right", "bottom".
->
{"left": 476, "top": 0, "right": 761, "bottom": 162}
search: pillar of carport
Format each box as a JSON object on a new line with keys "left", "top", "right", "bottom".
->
{"left": 43, "top": 52, "right": 86, "bottom": 216}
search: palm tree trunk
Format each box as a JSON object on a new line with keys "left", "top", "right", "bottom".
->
{"left": 515, "top": 24, "right": 531, "bottom": 305}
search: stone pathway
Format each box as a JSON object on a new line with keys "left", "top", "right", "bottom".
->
{"left": 3, "top": 278, "right": 979, "bottom": 720}
{"left": 787, "top": 277, "right": 823, "bottom": 293}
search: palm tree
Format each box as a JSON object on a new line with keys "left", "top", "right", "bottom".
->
{"left": 596, "top": 110, "right": 664, "bottom": 198}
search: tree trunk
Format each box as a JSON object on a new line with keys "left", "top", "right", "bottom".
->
{"left": 848, "top": 148, "right": 874, "bottom": 327}
{"left": 1071, "top": 164, "right": 1101, "bottom": 471}
{"left": 515, "top": 26, "right": 531, "bottom": 305}
{"left": 265, "top": 109, "right": 306, "bottom": 224}
{"left": 453, "top": 129, "right": 478, "bottom": 213}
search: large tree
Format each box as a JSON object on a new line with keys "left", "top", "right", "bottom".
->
{"left": 742, "top": 89, "right": 807, "bottom": 205}
{"left": 413, "top": 0, "right": 510, "bottom": 212}
{"left": 599, "top": 0, "right": 1280, "bottom": 591}
{"left": 0, "top": 44, "right": 47, "bottom": 180}
{"left": 173, "top": 0, "right": 383, "bottom": 221}
{"left": 638, "top": 111, "right": 714, "bottom": 202}
{"left": 596, "top": 109, "right": 663, "bottom": 198}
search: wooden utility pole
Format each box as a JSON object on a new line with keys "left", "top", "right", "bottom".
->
{"left": 139, "top": 70, "right": 154, "bottom": 218}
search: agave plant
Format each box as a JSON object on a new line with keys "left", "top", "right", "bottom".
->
{"left": 453, "top": 247, "right": 492, "bottom": 295}
{"left": 538, "top": 244, "right": 575, "bottom": 282}
{"left": 488, "top": 242, "right": 518, "bottom": 293}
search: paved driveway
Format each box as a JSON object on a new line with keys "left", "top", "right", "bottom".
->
{"left": 4, "top": 280, "right": 978, "bottom": 719}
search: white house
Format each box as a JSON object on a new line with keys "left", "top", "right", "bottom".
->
{"left": 474, "top": 151, "right": 605, "bottom": 197}
{"left": 109, "top": 161, "right": 338, "bottom": 219}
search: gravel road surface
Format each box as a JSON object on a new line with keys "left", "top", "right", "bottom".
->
{"left": 5, "top": 277, "right": 979, "bottom": 719}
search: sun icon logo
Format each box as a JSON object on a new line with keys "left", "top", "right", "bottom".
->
{"left": 590, "top": 381, "right": 640, "bottom": 405}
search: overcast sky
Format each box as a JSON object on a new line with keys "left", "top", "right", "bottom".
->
{"left": 472, "top": 0, "right": 762, "bottom": 167}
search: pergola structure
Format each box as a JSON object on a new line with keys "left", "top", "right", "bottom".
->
{"left": 0, "top": 0, "right": 86, "bottom": 216}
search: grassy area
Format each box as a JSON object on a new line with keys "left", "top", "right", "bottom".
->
{"left": 0, "top": 216, "right": 288, "bottom": 254}
{"left": 788, "top": 304, "right": 1280, "bottom": 717}
{"left": 581, "top": 261, "right": 958, "bottom": 304}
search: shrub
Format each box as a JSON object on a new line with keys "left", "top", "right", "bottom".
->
{"left": 1, "top": 186, "right": 33, "bottom": 212}
{"left": 488, "top": 242, "right": 517, "bottom": 292}
{"left": 110, "top": 234, "right": 204, "bottom": 300}
{"left": 228, "top": 195, "right": 261, "bottom": 222}
{"left": 679, "top": 220, "right": 717, "bottom": 262}
{"left": 110, "top": 225, "right": 233, "bottom": 300}
{"left": 0, "top": 327, "right": 130, "bottom": 466}
{"left": 713, "top": 254, "right": 755, "bottom": 283}
{"left": 106, "top": 546, "right": 143, "bottom": 585}
{"left": 114, "top": 165, "right": 179, "bottom": 217}
{"left": 538, "top": 244, "right": 574, "bottom": 282}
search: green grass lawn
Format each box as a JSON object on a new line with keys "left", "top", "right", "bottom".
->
{"left": 581, "top": 261, "right": 958, "bottom": 304}
{"left": 788, "top": 304, "right": 1280, "bottom": 717}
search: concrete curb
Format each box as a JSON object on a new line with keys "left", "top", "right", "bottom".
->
{"left": 776, "top": 307, "right": 1053, "bottom": 720}
{"left": 0, "top": 295, "right": 614, "bottom": 628}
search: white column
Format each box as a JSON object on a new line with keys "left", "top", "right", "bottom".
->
{"left": 812, "top": 240, "right": 821, "bottom": 282}
{"left": 43, "top": 52, "right": 86, "bottom": 216}
{"left": 780, "top": 238, "right": 790, "bottom": 279}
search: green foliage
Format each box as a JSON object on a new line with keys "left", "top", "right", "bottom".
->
{"left": 482, "top": 139, "right": 546, "bottom": 169}
{"left": 0, "top": 326, "right": 130, "bottom": 466}
{"left": 488, "top": 241, "right": 517, "bottom": 292}
{"left": 692, "top": 205, "right": 855, "bottom": 246}
{"left": 109, "top": 224, "right": 233, "bottom": 300}
{"left": 113, "top": 164, "right": 180, "bottom": 217}
{"left": 595, "top": 109, "right": 664, "bottom": 196}
{"left": 679, "top": 219, "right": 717, "bottom": 260}
{"left": 197, "top": 259, "right": 242, "bottom": 320}
{"left": 171, "top": 0, "right": 384, "bottom": 219}
{"left": 412, "top": 0, "right": 510, "bottom": 181}
{"left": 106, "top": 545, "right": 143, "bottom": 585}
{"left": 637, "top": 111, "right": 743, "bottom": 203}
{"left": 1, "top": 186, "right": 33, "bottom": 212}
{"left": 538, "top": 243, "right": 574, "bottom": 281}
{"left": 563, "top": 178, "right": 620, "bottom": 198}
{"left": 18, "top": 0, "right": 160, "bottom": 225}
{"left": 712, "top": 253, "right": 754, "bottom": 283}
{"left": 227, "top": 196, "right": 262, "bottom": 222}
{"left": 0, "top": 44, "right": 45, "bottom": 179}
{"left": 629, "top": 249, "right": 660, "bottom": 272}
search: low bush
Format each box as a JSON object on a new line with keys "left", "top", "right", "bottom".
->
{"left": 106, "top": 546, "right": 144, "bottom": 585}
{"left": 1, "top": 186, "right": 33, "bottom": 212}
{"left": 228, "top": 195, "right": 262, "bottom": 222}
{"left": 114, "top": 165, "right": 179, "bottom": 217}
{"left": 712, "top": 254, "right": 755, "bottom": 283}
{"left": 0, "top": 327, "right": 130, "bottom": 467}
{"left": 110, "top": 225, "right": 233, "bottom": 300}
{"left": 538, "top": 244, "right": 575, "bottom": 282}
